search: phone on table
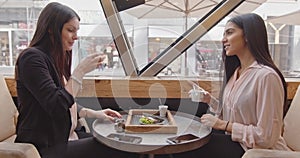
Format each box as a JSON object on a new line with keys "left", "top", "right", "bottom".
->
{"left": 166, "top": 133, "right": 199, "bottom": 144}
{"left": 107, "top": 133, "right": 142, "bottom": 144}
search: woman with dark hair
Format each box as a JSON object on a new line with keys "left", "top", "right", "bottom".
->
{"left": 183, "top": 13, "right": 291, "bottom": 158}
{"left": 14, "top": 2, "right": 138, "bottom": 158}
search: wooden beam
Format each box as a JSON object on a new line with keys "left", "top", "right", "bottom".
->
{"left": 4, "top": 76, "right": 300, "bottom": 100}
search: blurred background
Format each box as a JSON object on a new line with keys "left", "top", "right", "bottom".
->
{"left": 0, "top": 0, "right": 299, "bottom": 78}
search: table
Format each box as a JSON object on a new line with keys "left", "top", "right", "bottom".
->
{"left": 92, "top": 111, "right": 211, "bottom": 158}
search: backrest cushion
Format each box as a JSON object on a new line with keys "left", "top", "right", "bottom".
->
{"left": 0, "top": 74, "right": 18, "bottom": 141}
{"left": 283, "top": 85, "right": 300, "bottom": 151}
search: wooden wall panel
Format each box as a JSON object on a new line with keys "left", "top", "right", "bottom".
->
{"left": 4, "top": 76, "right": 299, "bottom": 100}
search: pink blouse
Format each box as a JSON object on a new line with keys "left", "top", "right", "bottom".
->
{"left": 219, "top": 61, "right": 290, "bottom": 151}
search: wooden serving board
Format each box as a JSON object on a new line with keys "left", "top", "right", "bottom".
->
{"left": 125, "top": 109, "right": 178, "bottom": 134}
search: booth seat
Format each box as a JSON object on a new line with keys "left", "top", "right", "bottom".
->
{"left": 0, "top": 74, "right": 91, "bottom": 158}
{"left": 0, "top": 74, "right": 41, "bottom": 158}
{"left": 242, "top": 85, "right": 300, "bottom": 158}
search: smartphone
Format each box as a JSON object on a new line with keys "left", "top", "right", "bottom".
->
{"left": 166, "top": 133, "right": 199, "bottom": 144}
{"left": 107, "top": 133, "right": 142, "bottom": 144}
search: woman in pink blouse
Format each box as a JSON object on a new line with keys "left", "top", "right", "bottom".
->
{"left": 178, "top": 13, "right": 290, "bottom": 158}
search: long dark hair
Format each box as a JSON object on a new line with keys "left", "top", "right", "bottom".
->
{"left": 221, "top": 13, "right": 288, "bottom": 118}
{"left": 28, "top": 2, "right": 80, "bottom": 83}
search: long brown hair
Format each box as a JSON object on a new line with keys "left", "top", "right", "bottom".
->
{"left": 221, "top": 13, "right": 288, "bottom": 118}
{"left": 28, "top": 2, "right": 80, "bottom": 83}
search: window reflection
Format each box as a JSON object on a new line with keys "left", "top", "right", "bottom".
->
{"left": 195, "top": 41, "right": 222, "bottom": 78}
{"left": 12, "top": 30, "right": 31, "bottom": 65}
{"left": 0, "top": 31, "right": 9, "bottom": 66}
{"left": 0, "top": 0, "right": 299, "bottom": 78}
{"left": 77, "top": 36, "right": 126, "bottom": 76}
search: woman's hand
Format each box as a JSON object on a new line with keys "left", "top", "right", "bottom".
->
{"left": 200, "top": 114, "right": 218, "bottom": 127}
{"left": 90, "top": 108, "right": 122, "bottom": 122}
{"left": 100, "top": 108, "right": 122, "bottom": 121}
{"left": 188, "top": 89, "right": 211, "bottom": 104}
{"left": 200, "top": 114, "right": 228, "bottom": 131}
{"left": 73, "top": 53, "right": 106, "bottom": 78}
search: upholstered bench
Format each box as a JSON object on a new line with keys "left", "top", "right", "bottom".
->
{"left": 242, "top": 85, "right": 300, "bottom": 158}
{"left": 0, "top": 74, "right": 41, "bottom": 158}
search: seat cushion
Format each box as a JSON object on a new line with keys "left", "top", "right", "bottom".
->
{"left": 0, "top": 142, "right": 41, "bottom": 158}
{"left": 0, "top": 74, "right": 18, "bottom": 141}
{"left": 3, "top": 135, "right": 17, "bottom": 143}
{"left": 283, "top": 85, "right": 300, "bottom": 151}
{"left": 242, "top": 149, "right": 300, "bottom": 158}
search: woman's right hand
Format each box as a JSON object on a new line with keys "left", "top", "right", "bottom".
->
{"left": 188, "top": 88, "right": 211, "bottom": 104}
{"left": 74, "top": 53, "right": 105, "bottom": 78}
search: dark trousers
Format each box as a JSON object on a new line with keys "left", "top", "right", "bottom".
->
{"left": 64, "top": 131, "right": 139, "bottom": 158}
{"left": 174, "top": 130, "right": 245, "bottom": 158}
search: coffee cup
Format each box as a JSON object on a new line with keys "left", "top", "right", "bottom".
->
{"left": 189, "top": 89, "right": 206, "bottom": 102}
{"left": 158, "top": 105, "right": 168, "bottom": 117}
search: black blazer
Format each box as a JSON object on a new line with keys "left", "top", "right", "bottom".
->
{"left": 15, "top": 47, "right": 74, "bottom": 156}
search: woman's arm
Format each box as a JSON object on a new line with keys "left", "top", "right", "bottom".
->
{"left": 189, "top": 88, "right": 221, "bottom": 115}
{"left": 65, "top": 53, "right": 105, "bottom": 97}
{"left": 231, "top": 73, "right": 284, "bottom": 149}
{"left": 18, "top": 49, "right": 74, "bottom": 114}
{"left": 208, "top": 95, "right": 221, "bottom": 115}
{"left": 78, "top": 108, "right": 122, "bottom": 122}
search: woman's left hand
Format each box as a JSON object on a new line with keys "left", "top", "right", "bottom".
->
{"left": 200, "top": 114, "right": 219, "bottom": 128}
{"left": 201, "top": 114, "right": 228, "bottom": 131}
{"left": 95, "top": 108, "right": 122, "bottom": 122}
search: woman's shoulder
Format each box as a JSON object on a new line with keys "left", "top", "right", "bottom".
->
{"left": 256, "top": 64, "right": 277, "bottom": 75}
{"left": 19, "top": 47, "right": 48, "bottom": 60}
{"left": 255, "top": 64, "right": 282, "bottom": 81}
{"left": 22, "top": 47, "right": 45, "bottom": 55}
{"left": 17, "top": 47, "right": 52, "bottom": 68}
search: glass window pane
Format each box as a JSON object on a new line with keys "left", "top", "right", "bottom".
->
{"left": 0, "top": 0, "right": 299, "bottom": 78}
{"left": 0, "top": 31, "right": 10, "bottom": 66}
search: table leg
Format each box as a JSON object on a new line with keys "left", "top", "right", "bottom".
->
{"left": 139, "top": 154, "right": 155, "bottom": 158}
{"left": 148, "top": 154, "right": 154, "bottom": 158}
{"left": 139, "top": 153, "right": 174, "bottom": 158}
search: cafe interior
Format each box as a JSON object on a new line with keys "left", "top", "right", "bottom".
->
{"left": 1, "top": 0, "right": 300, "bottom": 158}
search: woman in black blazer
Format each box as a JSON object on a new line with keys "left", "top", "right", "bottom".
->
{"left": 14, "top": 2, "right": 138, "bottom": 158}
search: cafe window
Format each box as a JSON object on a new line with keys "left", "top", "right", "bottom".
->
{"left": 12, "top": 29, "right": 32, "bottom": 65}
{"left": 195, "top": 41, "right": 223, "bottom": 78}
{"left": 77, "top": 36, "right": 125, "bottom": 76}
{"left": 0, "top": 0, "right": 299, "bottom": 78}
{"left": 0, "top": 31, "right": 9, "bottom": 66}
{"left": 148, "top": 37, "right": 181, "bottom": 76}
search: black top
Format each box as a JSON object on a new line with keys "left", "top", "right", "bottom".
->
{"left": 15, "top": 47, "right": 74, "bottom": 156}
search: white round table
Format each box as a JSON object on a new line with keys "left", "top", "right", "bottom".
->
{"left": 93, "top": 111, "right": 211, "bottom": 157}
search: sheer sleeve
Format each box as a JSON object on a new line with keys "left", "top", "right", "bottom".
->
{"left": 208, "top": 96, "right": 221, "bottom": 115}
